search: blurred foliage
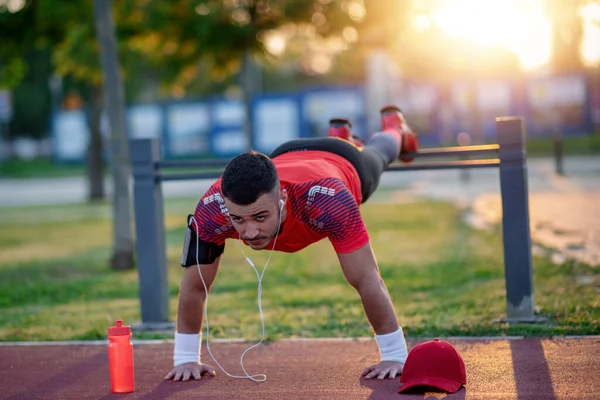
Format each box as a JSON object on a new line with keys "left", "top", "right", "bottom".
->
{"left": 0, "top": 0, "right": 597, "bottom": 139}
{"left": 358, "top": 0, "right": 593, "bottom": 82}
{"left": 8, "top": 50, "right": 53, "bottom": 139}
{"left": 124, "top": 0, "right": 361, "bottom": 97}
{"left": 0, "top": 1, "right": 33, "bottom": 88}
{"left": 0, "top": 58, "right": 27, "bottom": 89}
{"left": 0, "top": 0, "right": 364, "bottom": 138}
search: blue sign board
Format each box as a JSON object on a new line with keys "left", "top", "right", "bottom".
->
{"left": 251, "top": 93, "right": 301, "bottom": 154}
{"left": 210, "top": 100, "right": 248, "bottom": 157}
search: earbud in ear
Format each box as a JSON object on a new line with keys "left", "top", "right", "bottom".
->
{"left": 279, "top": 199, "right": 284, "bottom": 210}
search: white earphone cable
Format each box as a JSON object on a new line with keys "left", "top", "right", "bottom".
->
{"left": 189, "top": 199, "right": 283, "bottom": 382}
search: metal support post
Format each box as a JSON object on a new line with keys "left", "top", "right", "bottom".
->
{"left": 553, "top": 131, "right": 564, "bottom": 176}
{"left": 130, "top": 138, "right": 171, "bottom": 329}
{"left": 496, "top": 117, "right": 542, "bottom": 323}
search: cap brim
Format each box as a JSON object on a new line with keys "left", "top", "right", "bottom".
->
{"left": 398, "top": 376, "right": 462, "bottom": 394}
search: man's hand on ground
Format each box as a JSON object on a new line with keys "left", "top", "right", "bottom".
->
{"left": 164, "top": 362, "right": 216, "bottom": 381}
{"left": 361, "top": 360, "right": 404, "bottom": 380}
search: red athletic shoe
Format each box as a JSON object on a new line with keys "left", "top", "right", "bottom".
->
{"left": 328, "top": 118, "right": 364, "bottom": 148}
{"left": 380, "top": 106, "right": 419, "bottom": 162}
{"left": 328, "top": 118, "right": 353, "bottom": 141}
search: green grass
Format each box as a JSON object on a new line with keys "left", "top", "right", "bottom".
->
{"left": 0, "top": 156, "right": 227, "bottom": 179}
{"left": 0, "top": 196, "right": 598, "bottom": 341}
{"left": 525, "top": 132, "right": 600, "bottom": 157}
{"left": 0, "top": 157, "right": 86, "bottom": 178}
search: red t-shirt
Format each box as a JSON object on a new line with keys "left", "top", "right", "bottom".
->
{"left": 191, "top": 150, "right": 369, "bottom": 254}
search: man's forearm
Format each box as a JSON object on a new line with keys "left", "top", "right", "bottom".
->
{"left": 357, "top": 275, "right": 408, "bottom": 363}
{"left": 176, "top": 285, "right": 206, "bottom": 333}
{"left": 176, "top": 261, "right": 220, "bottom": 334}
{"left": 357, "top": 275, "right": 399, "bottom": 335}
{"left": 337, "top": 244, "right": 399, "bottom": 335}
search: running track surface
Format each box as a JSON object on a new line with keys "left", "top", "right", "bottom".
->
{"left": 1, "top": 338, "right": 599, "bottom": 399}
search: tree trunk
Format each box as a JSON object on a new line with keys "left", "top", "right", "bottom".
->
{"left": 86, "top": 84, "right": 105, "bottom": 201}
{"left": 93, "top": 0, "right": 134, "bottom": 270}
{"left": 240, "top": 50, "right": 262, "bottom": 144}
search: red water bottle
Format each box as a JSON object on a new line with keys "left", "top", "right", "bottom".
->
{"left": 108, "top": 320, "right": 135, "bottom": 393}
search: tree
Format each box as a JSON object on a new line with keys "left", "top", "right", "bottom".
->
{"left": 0, "top": 1, "right": 106, "bottom": 198}
{"left": 127, "top": 0, "right": 362, "bottom": 140}
{"left": 93, "top": 0, "right": 135, "bottom": 270}
{"left": 35, "top": 0, "right": 137, "bottom": 269}
{"left": 0, "top": 4, "right": 50, "bottom": 152}
{"left": 0, "top": 0, "right": 143, "bottom": 269}
{"left": 0, "top": 1, "right": 30, "bottom": 89}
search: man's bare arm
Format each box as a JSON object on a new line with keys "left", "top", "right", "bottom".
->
{"left": 177, "top": 259, "right": 220, "bottom": 333}
{"left": 337, "top": 243, "right": 398, "bottom": 334}
{"left": 337, "top": 243, "right": 407, "bottom": 379}
{"left": 164, "top": 259, "right": 220, "bottom": 381}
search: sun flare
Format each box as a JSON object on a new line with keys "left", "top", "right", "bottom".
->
{"left": 426, "top": 0, "right": 552, "bottom": 71}
{"left": 580, "top": 1, "right": 600, "bottom": 67}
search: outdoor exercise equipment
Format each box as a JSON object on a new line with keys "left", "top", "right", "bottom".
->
{"left": 129, "top": 116, "right": 539, "bottom": 329}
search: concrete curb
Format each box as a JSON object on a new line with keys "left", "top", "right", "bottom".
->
{"left": 1, "top": 335, "right": 598, "bottom": 346}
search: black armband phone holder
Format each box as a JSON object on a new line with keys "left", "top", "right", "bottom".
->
{"left": 181, "top": 214, "right": 225, "bottom": 267}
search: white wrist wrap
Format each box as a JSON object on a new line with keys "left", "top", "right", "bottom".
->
{"left": 375, "top": 327, "right": 408, "bottom": 363}
{"left": 174, "top": 332, "right": 202, "bottom": 367}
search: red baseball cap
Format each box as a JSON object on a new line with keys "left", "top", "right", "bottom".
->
{"left": 398, "top": 339, "right": 466, "bottom": 394}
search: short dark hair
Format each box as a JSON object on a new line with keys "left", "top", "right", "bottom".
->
{"left": 221, "top": 150, "right": 279, "bottom": 205}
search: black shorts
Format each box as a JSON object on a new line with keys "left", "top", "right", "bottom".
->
{"left": 269, "top": 137, "right": 385, "bottom": 203}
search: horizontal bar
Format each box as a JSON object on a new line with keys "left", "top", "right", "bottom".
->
{"left": 158, "top": 170, "right": 224, "bottom": 181}
{"left": 155, "top": 144, "right": 500, "bottom": 170}
{"left": 385, "top": 159, "right": 500, "bottom": 171}
{"left": 158, "top": 159, "right": 500, "bottom": 181}
{"left": 156, "top": 159, "right": 230, "bottom": 169}
{"left": 405, "top": 144, "right": 499, "bottom": 158}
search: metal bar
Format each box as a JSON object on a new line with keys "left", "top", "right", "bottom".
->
{"left": 129, "top": 138, "right": 170, "bottom": 324}
{"left": 385, "top": 159, "right": 500, "bottom": 171}
{"left": 496, "top": 117, "right": 537, "bottom": 323}
{"left": 157, "top": 159, "right": 501, "bottom": 181}
{"left": 159, "top": 170, "right": 225, "bottom": 181}
{"left": 402, "top": 144, "right": 499, "bottom": 158}
{"left": 157, "top": 159, "right": 231, "bottom": 169}
{"left": 155, "top": 144, "right": 500, "bottom": 171}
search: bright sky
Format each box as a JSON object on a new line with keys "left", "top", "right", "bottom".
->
{"left": 422, "top": 0, "right": 552, "bottom": 71}
{"left": 264, "top": 0, "right": 600, "bottom": 74}
{"left": 579, "top": 1, "right": 600, "bottom": 67}
{"left": 416, "top": 0, "right": 600, "bottom": 71}
{"left": 0, "top": 0, "right": 25, "bottom": 12}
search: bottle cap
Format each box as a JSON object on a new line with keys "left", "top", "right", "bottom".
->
{"left": 108, "top": 320, "right": 131, "bottom": 336}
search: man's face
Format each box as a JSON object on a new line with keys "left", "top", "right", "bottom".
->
{"left": 225, "top": 191, "right": 283, "bottom": 250}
